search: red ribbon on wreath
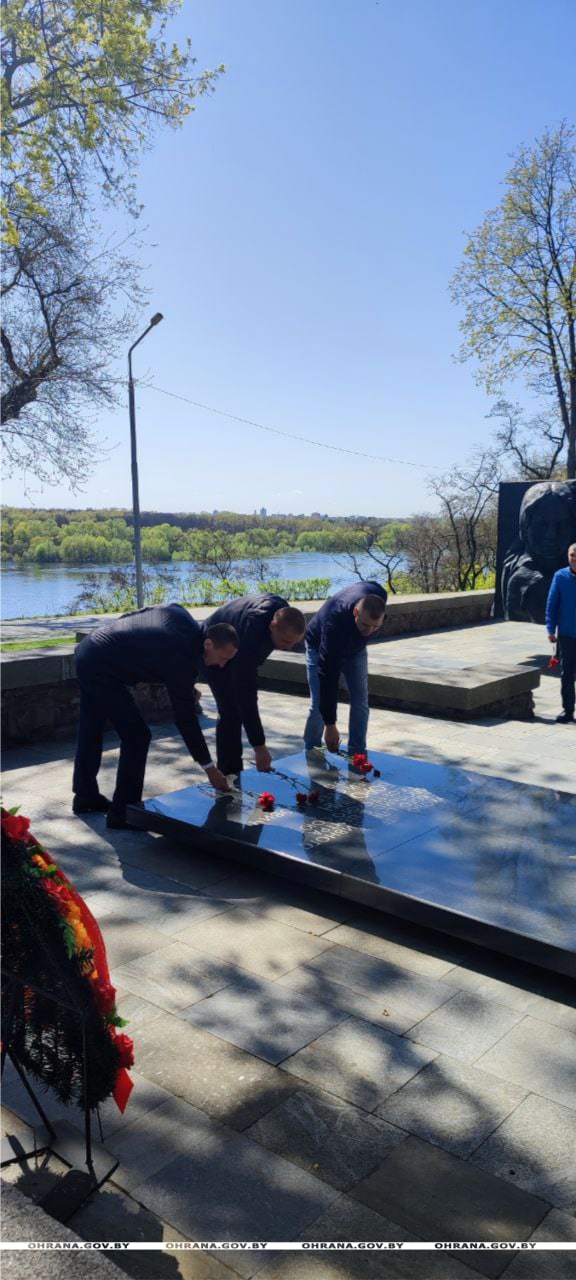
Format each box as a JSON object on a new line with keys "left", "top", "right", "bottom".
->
{"left": 1, "top": 809, "right": 134, "bottom": 1114}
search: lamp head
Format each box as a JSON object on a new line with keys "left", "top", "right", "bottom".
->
{"left": 150, "top": 312, "right": 163, "bottom": 327}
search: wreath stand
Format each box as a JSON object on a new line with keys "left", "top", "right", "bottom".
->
{"left": 1, "top": 958, "right": 119, "bottom": 1223}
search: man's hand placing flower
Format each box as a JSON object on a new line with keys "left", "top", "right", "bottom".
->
{"left": 254, "top": 745, "right": 272, "bottom": 772}
{"left": 205, "top": 766, "right": 230, "bottom": 793}
{"left": 324, "top": 725, "right": 340, "bottom": 753}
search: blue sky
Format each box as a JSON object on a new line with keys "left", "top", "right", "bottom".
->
{"left": 6, "top": 0, "right": 576, "bottom": 516}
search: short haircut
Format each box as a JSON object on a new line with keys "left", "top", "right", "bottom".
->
{"left": 359, "top": 592, "right": 387, "bottom": 620}
{"left": 205, "top": 622, "right": 239, "bottom": 650}
{"left": 569, "top": 543, "right": 576, "bottom": 553}
{"left": 274, "top": 606, "right": 306, "bottom": 636}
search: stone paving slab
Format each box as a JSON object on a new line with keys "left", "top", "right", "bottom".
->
{"left": 442, "top": 961, "right": 576, "bottom": 1031}
{"left": 254, "top": 1253, "right": 479, "bottom": 1280}
{"left": 180, "top": 974, "right": 349, "bottom": 1064}
{"left": 252, "top": 1194, "right": 480, "bottom": 1279}
{"left": 350, "top": 1136, "right": 550, "bottom": 1278}
{"left": 131, "top": 1129, "right": 339, "bottom": 1242}
{"left": 64, "top": 1178, "right": 239, "bottom": 1280}
{"left": 284, "top": 944, "right": 461, "bottom": 1027}
{"left": 174, "top": 907, "right": 334, "bottom": 979}
{"left": 114, "top": 837, "right": 238, "bottom": 890}
{"left": 83, "top": 911, "right": 172, "bottom": 968}
{"left": 404, "top": 992, "right": 524, "bottom": 1063}
{"left": 245, "top": 1086, "right": 407, "bottom": 1192}
{"left": 1, "top": 1065, "right": 174, "bottom": 1141}
{"left": 131, "top": 1012, "right": 300, "bottom": 1129}
{"left": 321, "top": 922, "right": 459, "bottom": 979}
{"left": 281, "top": 1018, "right": 438, "bottom": 1110}
{"left": 476, "top": 1017, "right": 576, "bottom": 1111}
{"left": 275, "top": 965, "right": 420, "bottom": 1035}
{"left": 103, "top": 1094, "right": 228, "bottom": 1192}
{"left": 113, "top": 941, "right": 243, "bottom": 1013}
{"left": 471, "top": 1094, "right": 576, "bottom": 1214}
{"left": 503, "top": 1210, "right": 576, "bottom": 1278}
{"left": 198, "top": 869, "right": 351, "bottom": 935}
{"left": 377, "top": 1057, "right": 527, "bottom": 1158}
{"left": 83, "top": 882, "right": 233, "bottom": 935}
{"left": 114, "top": 989, "right": 166, "bottom": 1032}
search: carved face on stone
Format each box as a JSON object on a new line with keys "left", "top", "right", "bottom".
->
{"left": 519, "top": 482, "right": 576, "bottom": 566}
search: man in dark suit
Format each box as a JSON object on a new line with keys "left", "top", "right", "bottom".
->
{"left": 203, "top": 593, "right": 306, "bottom": 776}
{"left": 304, "top": 581, "right": 387, "bottom": 755}
{"left": 73, "top": 604, "right": 239, "bottom": 827}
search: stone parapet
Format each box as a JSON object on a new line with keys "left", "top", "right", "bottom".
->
{"left": 1, "top": 652, "right": 173, "bottom": 745}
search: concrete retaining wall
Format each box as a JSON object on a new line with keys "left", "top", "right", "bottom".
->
{"left": 1, "top": 590, "right": 496, "bottom": 745}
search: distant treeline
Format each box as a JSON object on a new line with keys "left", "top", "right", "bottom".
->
{"left": 1, "top": 507, "right": 407, "bottom": 566}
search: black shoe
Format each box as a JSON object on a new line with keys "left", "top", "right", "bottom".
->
{"left": 556, "top": 712, "right": 575, "bottom": 724}
{"left": 106, "top": 808, "right": 133, "bottom": 830}
{"left": 73, "top": 794, "right": 111, "bottom": 815}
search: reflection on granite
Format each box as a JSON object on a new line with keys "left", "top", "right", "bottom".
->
{"left": 141, "top": 750, "right": 576, "bottom": 962}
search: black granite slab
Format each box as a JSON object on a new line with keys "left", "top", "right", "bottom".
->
{"left": 127, "top": 750, "right": 576, "bottom": 977}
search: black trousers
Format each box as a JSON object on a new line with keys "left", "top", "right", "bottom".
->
{"left": 201, "top": 662, "right": 244, "bottom": 774}
{"left": 558, "top": 634, "right": 576, "bottom": 716}
{"left": 73, "top": 645, "right": 151, "bottom": 810}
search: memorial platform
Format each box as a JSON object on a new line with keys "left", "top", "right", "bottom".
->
{"left": 259, "top": 649, "right": 540, "bottom": 719}
{"left": 128, "top": 749, "right": 576, "bottom": 979}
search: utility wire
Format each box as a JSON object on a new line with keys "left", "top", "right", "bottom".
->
{"left": 135, "top": 379, "right": 440, "bottom": 471}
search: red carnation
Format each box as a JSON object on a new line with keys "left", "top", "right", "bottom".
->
{"left": 308, "top": 789, "right": 320, "bottom": 803}
{"left": 258, "top": 792, "right": 275, "bottom": 812}
{"left": 548, "top": 656, "right": 559, "bottom": 669}
{"left": 352, "top": 753, "right": 367, "bottom": 767}
{"left": 296, "top": 792, "right": 308, "bottom": 806}
{"left": 94, "top": 979, "right": 117, "bottom": 1015}
{"left": 115, "top": 1033, "right": 134, "bottom": 1069}
{"left": 1, "top": 812, "right": 31, "bottom": 844}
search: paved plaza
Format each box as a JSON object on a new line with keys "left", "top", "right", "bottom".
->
{"left": 1, "top": 621, "right": 576, "bottom": 1277}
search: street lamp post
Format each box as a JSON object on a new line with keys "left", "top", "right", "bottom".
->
{"left": 128, "top": 313, "right": 164, "bottom": 608}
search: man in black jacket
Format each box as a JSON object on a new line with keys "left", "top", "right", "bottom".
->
{"left": 204, "top": 593, "right": 306, "bottom": 775}
{"left": 304, "top": 581, "right": 387, "bottom": 755}
{"left": 72, "top": 604, "right": 239, "bottom": 828}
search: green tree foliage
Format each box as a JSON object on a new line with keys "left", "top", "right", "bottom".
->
{"left": 451, "top": 122, "right": 576, "bottom": 477}
{"left": 1, "top": 1, "right": 223, "bottom": 486}
{"left": 1, "top": 0, "right": 223, "bottom": 238}
{"left": 1, "top": 508, "right": 407, "bottom": 567}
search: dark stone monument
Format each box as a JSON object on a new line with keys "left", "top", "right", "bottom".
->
{"left": 497, "top": 480, "right": 576, "bottom": 623}
{"left": 127, "top": 750, "right": 576, "bottom": 976}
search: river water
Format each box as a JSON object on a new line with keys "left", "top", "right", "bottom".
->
{"left": 1, "top": 552, "right": 360, "bottom": 619}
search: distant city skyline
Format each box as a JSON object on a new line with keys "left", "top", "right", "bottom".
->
{"left": 2, "top": 0, "right": 574, "bottom": 516}
{"left": 1, "top": 501, "right": 402, "bottom": 522}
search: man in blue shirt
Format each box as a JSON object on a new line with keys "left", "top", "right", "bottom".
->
{"left": 545, "top": 543, "right": 576, "bottom": 723}
{"left": 304, "top": 581, "right": 387, "bottom": 755}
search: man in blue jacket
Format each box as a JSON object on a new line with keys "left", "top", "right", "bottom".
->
{"left": 304, "top": 581, "right": 387, "bottom": 755}
{"left": 545, "top": 543, "right": 576, "bottom": 723}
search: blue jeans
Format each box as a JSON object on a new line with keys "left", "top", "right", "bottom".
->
{"left": 558, "top": 634, "right": 576, "bottom": 716}
{"left": 304, "top": 643, "right": 369, "bottom": 754}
